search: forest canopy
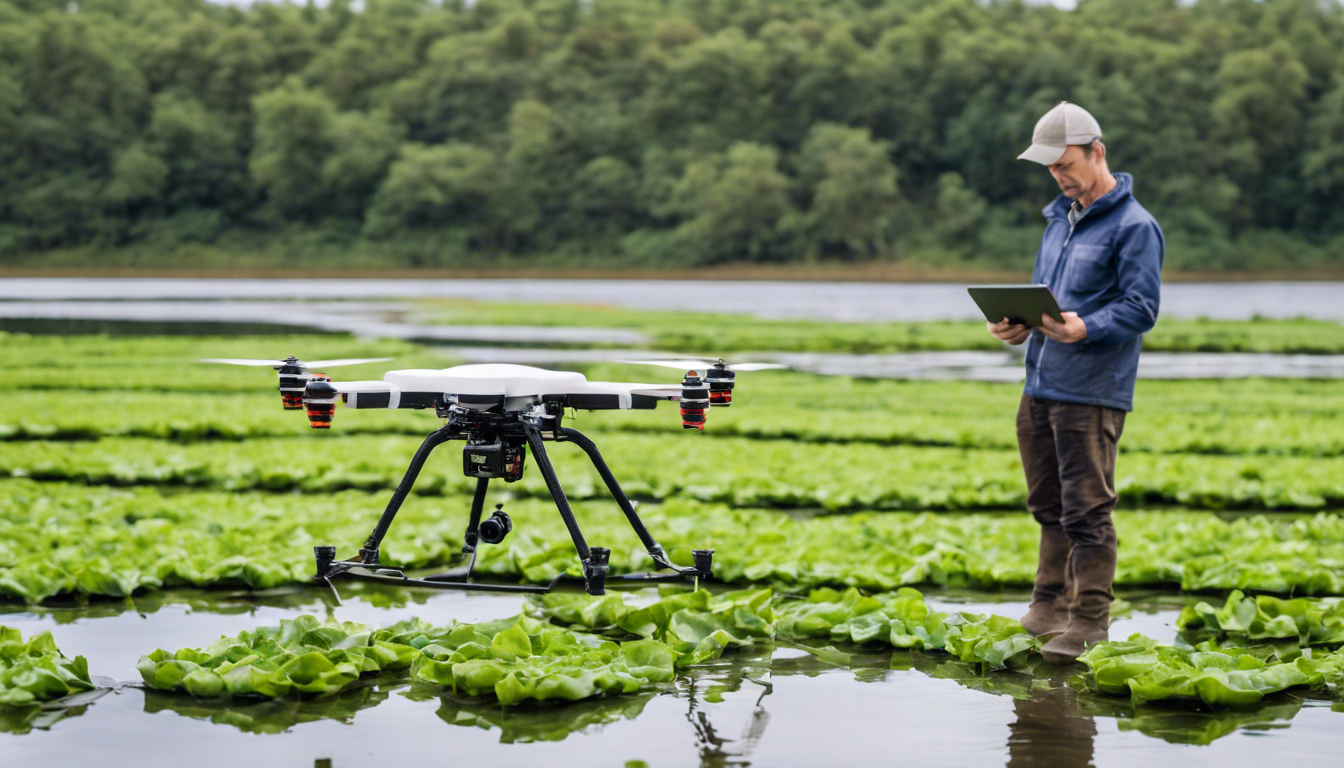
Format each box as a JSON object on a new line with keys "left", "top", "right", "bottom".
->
{"left": 3, "top": 0, "right": 1343, "bottom": 270}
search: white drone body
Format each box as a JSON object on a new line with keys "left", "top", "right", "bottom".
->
{"left": 199, "top": 354, "right": 784, "bottom": 429}
{"left": 336, "top": 363, "right": 682, "bottom": 412}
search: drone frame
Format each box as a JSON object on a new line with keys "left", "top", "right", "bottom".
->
{"left": 313, "top": 397, "right": 714, "bottom": 599}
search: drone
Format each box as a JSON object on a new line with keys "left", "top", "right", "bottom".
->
{"left": 202, "top": 355, "right": 783, "bottom": 597}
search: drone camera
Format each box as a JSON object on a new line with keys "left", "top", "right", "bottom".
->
{"left": 680, "top": 371, "right": 710, "bottom": 430}
{"left": 478, "top": 504, "right": 513, "bottom": 545}
{"left": 704, "top": 365, "right": 735, "bottom": 407}
{"left": 303, "top": 376, "right": 338, "bottom": 429}
{"left": 463, "top": 438, "right": 527, "bottom": 481}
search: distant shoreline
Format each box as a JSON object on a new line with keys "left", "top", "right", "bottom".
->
{"left": 3, "top": 266, "right": 1342, "bottom": 283}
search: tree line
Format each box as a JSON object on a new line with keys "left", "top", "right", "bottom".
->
{"left": 3, "top": 0, "right": 1343, "bottom": 270}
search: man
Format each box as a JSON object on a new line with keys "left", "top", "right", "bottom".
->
{"left": 988, "top": 101, "right": 1163, "bottom": 663}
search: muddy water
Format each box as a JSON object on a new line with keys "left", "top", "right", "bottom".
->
{"left": 1, "top": 588, "right": 1338, "bottom": 767}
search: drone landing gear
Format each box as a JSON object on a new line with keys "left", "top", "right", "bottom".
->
{"left": 315, "top": 422, "right": 713, "bottom": 598}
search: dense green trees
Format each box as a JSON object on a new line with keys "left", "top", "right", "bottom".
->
{"left": 1, "top": 0, "right": 1342, "bottom": 270}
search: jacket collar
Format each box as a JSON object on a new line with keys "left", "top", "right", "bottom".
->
{"left": 1042, "top": 172, "right": 1133, "bottom": 222}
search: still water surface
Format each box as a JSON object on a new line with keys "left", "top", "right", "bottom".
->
{"left": 1, "top": 587, "right": 1338, "bottom": 768}
{"left": 3, "top": 277, "right": 1343, "bottom": 321}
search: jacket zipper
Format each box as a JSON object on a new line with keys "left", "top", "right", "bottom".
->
{"left": 1034, "top": 337, "right": 1048, "bottom": 389}
{"left": 1038, "top": 208, "right": 1086, "bottom": 391}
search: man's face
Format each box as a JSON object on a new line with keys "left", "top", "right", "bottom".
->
{"left": 1046, "top": 144, "right": 1098, "bottom": 201}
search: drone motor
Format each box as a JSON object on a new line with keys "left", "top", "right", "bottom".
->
{"left": 680, "top": 370, "right": 710, "bottom": 430}
{"left": 277, "top": 357, "right": 311, "bottom": 410}
{"left": 704, "top": 364, "right": 735, "bottom": 407}
{"left": 303, "top": 375, "right": 337, "bottom": 429}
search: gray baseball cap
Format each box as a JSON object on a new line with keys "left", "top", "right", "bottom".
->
{"left": 1018, "top": 101, "right": 1103, "bottom": 165}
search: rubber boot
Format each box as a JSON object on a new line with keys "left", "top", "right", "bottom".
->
{"left": 1020, "top": 525, "right": 1071, "bottom": 639}
{"left": 1041, "top": 541, "right": 1116, "bottom": 663}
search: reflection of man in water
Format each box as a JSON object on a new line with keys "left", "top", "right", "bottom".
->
{"left": 1006, "top": 668, "right": 1097, "bottom": 768}
{"left": 987, "top": 101, "right": 1163, "bottom": 662}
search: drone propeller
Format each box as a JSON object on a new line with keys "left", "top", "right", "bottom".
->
{"left": 619, "top": 358, "right": 787, "bottom": 372}
{"left": 619, "top": 358, "right": 786, "bottom": 415}
{"left": 198, "top": 356, "right": 391, "bottom": 416}
{"left": 198, "top": 357, "right": 391, "bottom": 368}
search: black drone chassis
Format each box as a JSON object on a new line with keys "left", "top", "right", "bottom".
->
{"left": 313, "top": 408, "right": 713, "bottom": 599}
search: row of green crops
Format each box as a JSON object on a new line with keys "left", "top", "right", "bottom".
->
{"left": 138, "top": 587, "right": 1344, "bottom": 711}
{"left": 1177, "top": 591, "right": 1344, "bottom": 647}
{"left": 411, "top": 301, "right": 1344, "bottom": 355}
{"left": 2, "top": 328, "right": 1341, "bottom": 459}
{"left": 535, "top": 586, "right": 1040, "bottom": 669}
{"left": 1079, "top": 635, "right": 1344, "bottom": 708}
{"left": 5, "top": 433, "right": 1340, "bottom": 511}
{"left": 579, "top": 371, "right": 1344, "bottom": 458}
{"left": 11, "top": 319, "right": 1340, "bottom": 399}
{"left": 4, "top": 480, "right": 1344, "bottom": 603}
{"left": 12, "top": 580, "right": 1344, "bottom": 714}
{"left": 0, "top": 334, "right": 441, "bottom": 392}
{"left": 6, "top": 376, "right": 1343, "bottom": 459}
{"left": 139, "top": 588, "right": 1044, "bottom": 707}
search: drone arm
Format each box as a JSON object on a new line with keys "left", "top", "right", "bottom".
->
{"left": 333, "top": 382, "right": 435, "bottom": 410}
{"left": 331, "top": 381, "right": 403, "bottom": 409}
{"left": 570, "top": 382, "right": 681, "bottom": 411}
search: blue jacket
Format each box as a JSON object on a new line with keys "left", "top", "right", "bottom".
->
{"left": 1023, "top": 172, "right": 1164, "bottom": 412}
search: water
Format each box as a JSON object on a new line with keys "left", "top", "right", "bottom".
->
{"left": 2, "top": 278, "right": 1343, "bottom": 321}
{"left": 4, "top": 279, "right": 1343, "bottom": 379}
{"left": 0, "top": 300, "right": 648, "bottom": 346}
{"left": 1, "top": 588, "right": 1338, "bottom": 767}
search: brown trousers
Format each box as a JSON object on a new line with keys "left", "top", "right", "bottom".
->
{"left": 1015, "top": 394, "right": 1125, "bottom": 548}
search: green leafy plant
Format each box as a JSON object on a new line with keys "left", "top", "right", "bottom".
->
{"left": 1177, "top": 590, "right": 1344, "bottom": 646}
{"left": 0, "top": 626, "right": 95, "bottom": 706}
{"left": 1078, "top": 634, "right": 1344, "bottom": 708}
{"left": 137, "top": 615, "right": 421, "bottom": 699}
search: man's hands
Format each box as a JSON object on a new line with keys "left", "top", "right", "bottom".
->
{"left": 986, "top": 312, "right": 1087, "bottom": 345}
{"left": 987, "top": 318, "right": 1031, "bottom": 345}
{"left": 1040, "top": 311, "right": 1087, "bottom": 343}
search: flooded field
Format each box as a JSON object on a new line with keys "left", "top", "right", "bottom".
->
{"left": 3, "top": 586, "right": 1339, "bottom": 768}
{"left": 2, "top": 277, "right": 1342, "bottom": 767}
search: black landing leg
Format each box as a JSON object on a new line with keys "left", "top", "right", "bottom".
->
{"left": 558, "top": 426, "right": 712, "bottom": 579}
{"left": 359, "top": 426, "right": 453, "bottom": 565}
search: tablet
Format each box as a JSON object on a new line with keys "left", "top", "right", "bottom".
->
{"left": 967, "top": 285, "right": 1064, "bottom": 327}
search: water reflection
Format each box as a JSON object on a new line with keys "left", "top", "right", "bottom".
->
{"left": 142, "top": 680, "right": 391, "bottom": 734}
{"left": 679, "top": 646, "right": 777, "bottom": 768}
{"left": 1005, "top": 669, "right": 1097, "bottom": 768}
{"left": 1076, "top": 689, "right": 1307, "bottom": 746}
{"left": 0, "top": 688, "right": 109, "bottom": 735}
{"left": 421, "top": 687, "right": 658, "bottom": 744}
